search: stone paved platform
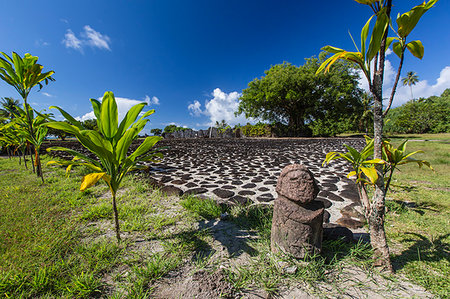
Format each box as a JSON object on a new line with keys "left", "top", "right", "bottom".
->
{"left": 144, "top": 138, "right": 367, "bottom": 231}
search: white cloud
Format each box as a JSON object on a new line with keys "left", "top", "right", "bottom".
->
{"left": 386, "top": 66, "right": 450, "bottom": 106}
{"left": 357, "top": 58, "right": 450, "bottom": 107}
{"left": 144, "top": 95, "right": 160, "bottom": 105}
{"left": 42, "top": 92, "right": 53, "bottom": 97}
{"left": 188, "top": 100, "right": 202, "bottom": 116}
{"left": 62, "top": 26, "right": 111, "bottom": 52}
{"left": 82, "top": 25, "right": 111, "bottom": 51}
{"left": 63, "top": 29, "right": 82, "bottom": 51}
{"left": 75, "top": 96, "right": 147, "bottom": 123}
{"left": 188, "top": 88, "right": 254, "bottom": 127}
{"left": 35, "top": 39, "right": 50, "bottom": 47}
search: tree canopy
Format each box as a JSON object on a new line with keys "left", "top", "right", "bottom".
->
{"left": 236, "top": 57, "right": 363, "bottom": 136}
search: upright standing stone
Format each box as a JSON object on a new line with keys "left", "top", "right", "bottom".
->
{"left": 271, "top": 164, "right": 324, "bottom": 258}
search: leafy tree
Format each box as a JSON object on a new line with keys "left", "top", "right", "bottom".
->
{"left": 0, "top": 97, "right": 20, "bottom": 120}
{"left": 82, "top": 119, "right": 98, "bottom": 131}
{"left": 150, "top": 128, "right": 162, "bottom": 136}
{"left": 163, "top": 124, "right": 189, "bottom": 134}
{"left": 0, "top": 52, "right": 54, "bottom": 181}
{"left": 46, "top": 91, "right": 162, "bottom": 241}
{"left": 237, "top": 58, "right": 362, "bottom": 136}
{"left": 384, "top": 89, "right": 450, "bottom": 134}
{"left": 317, "top": 0, "right": 437, "bottom": 271}
{"left": 402, "top": 71, "right": 419, "bottom": 100}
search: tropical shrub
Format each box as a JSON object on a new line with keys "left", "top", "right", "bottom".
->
{"left": 46, "top": 91, "right": 162, "bottom": 241}
{"left": 0, "top": 52, "right": 54, "bottom": 180}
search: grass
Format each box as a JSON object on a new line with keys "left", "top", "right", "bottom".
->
{"left": 0, "top": 134, "right": 448, "bottom": 297}
{"left": 384, "top": 136, "right": 449, "bottom": 298}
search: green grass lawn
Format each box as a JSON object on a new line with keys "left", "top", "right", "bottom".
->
{"left": 385, "top": 136, "right": 450, "bottom": 297}
{"left": 0, "top": 134, "right": 448, "bottom": 298}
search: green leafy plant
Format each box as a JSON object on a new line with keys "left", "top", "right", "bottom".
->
{"left": 316, "top": 0, "right": 437, "bottom": 271}
{"left": 0, "top": 51, "right": 54, "bottom": 181}
{"left": 45, "top": 91, "right": 163, "bottom": 241}
{"left": 323, "top": 136, "right": 432, "bottom": 232}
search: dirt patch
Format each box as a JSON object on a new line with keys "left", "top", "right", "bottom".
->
{"left": 152, "top": 267, "right": 236, "bottom": 298}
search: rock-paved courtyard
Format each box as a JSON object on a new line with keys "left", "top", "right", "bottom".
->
{"left": 144, "top": 138, "right": 367, "bottom": 232}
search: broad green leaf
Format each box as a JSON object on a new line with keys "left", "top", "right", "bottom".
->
{"left": 46, "top": 146, "right": 101, "bottom": 166}
{"left": 385, "top": 37, "right": 397, "bottom": 52}
{"left": 354, "top": 0, "right": 377, "bottom": 4}
{"left": 347, "top": 171, "right": 357, "bottom": 178}
{"left": 361, "top": 15, "right": 374, "bottom": 60}
{"left": 49, "top": 105, "right": 84, "bottom": 129}
{"left": 362, "top": 158, "right": 385, "bottom": 165}
{"left": 397, "top": 0, "right": 438, "bottom": 38}
{"left": 406, "top": 40, "right": 424, "bottom": 59}
{"left": 116, "top": 127, "right": 138, "bottom": 163}
{"left": 367, "top": 8, "right": 389, "bottom": 62}
{"left": 45, "top": 121, "right": 80, "bottom": 135}
{"left": 128, "top": 136, "right": 162, "bottom": 161}
{"left": 321, "top": 46, "right": 345, "bottom": 54}
{"left": 361, "top": 166, "right": 378, "bottom": 185}
{"left": 90, "top": 98, "right": 102, "bottom": 131}
{"left": 344, "top": 144, "right": 361, "bottom": 162}
{"left": 100, "top": 91, "right": 118, "bottom": 138}
{"left": 392, "top": 42, "right": 404, "bottom": 59}
{"left": 116, "top": 103, "right": 146, "bottom": 142}
{"left": 80, "top": 172, "right": 110, "bottom": 191}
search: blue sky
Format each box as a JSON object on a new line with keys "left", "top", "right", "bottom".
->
{"left": 1, "top": 0, "right": 449, "bottom": 132}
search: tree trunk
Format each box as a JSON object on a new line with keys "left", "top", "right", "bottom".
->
{"left": 35, "top": 149, "right": 44, "bottom": 183}
{"left": 112, "top": 191, "right": 121, "bottom": 242}
{"left": 369, "top": 72, "right": 393, "bottom": 273}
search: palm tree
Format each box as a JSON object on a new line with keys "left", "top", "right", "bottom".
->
{"left": 0, "top": 97, "right": 20, "bottom": 120}
{"left": 402, "top": 71, "right": 419, "bottom": 100}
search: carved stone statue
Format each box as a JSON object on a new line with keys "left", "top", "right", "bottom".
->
{"left": 271, "top": 164, "right": 324, "bottom": 258}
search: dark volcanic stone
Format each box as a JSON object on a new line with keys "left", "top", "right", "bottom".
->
{"left": 258, "top": 187, "right": 270, "bottom": 192}
{"left": 242, "top": 183, "right": 257, "bottom": 189}
{"left": 185, "top": 182, "right": 198, "bottom": 188}
{"left": 323, "top": 210, "right": 330, "bottom": 223}
{"left": 336, "top": 217, "right": 364, "bottom": 229}
{"left": 231, "top": 180, "right": 243, "bottom": 185}
{"left": 171, "top": 179, "right": 186, "bottom": 185}
{"left": 319, "top": 190, "right": 344, "bottom": 202}
{"left": 213, "top": 188, "right": 235, "bottom": 199}
{"left": 222, "top": 185, "right": 236, "bottom": 190}
{"left": 160, "top": 186, "right": 184, "bottom": 196}
{"left": 160, "top": 176, "right": 173, "bottom": 183}
{"left": 230, "top": 195, "right": 251, "bottom": 205}
{"left": 264, "top": 180, "right": 277, "bottom": 185}
{"left": 320, "top": 183, "right": 338, "bottom": 191}
{"left": 257, "top": 193, "right": 274, "bottom": 202}
{"left": 251, "top": 178, "right": 263, "bottom": 183}
{"left": 316, "top": 197, "right": 332, "bottom": 209}
{"left": 238, "top": 190, "right": 256, "bottom": 196}
{"left": 340, "top": 190, "right": 360, "bottom": 203}
{"left": 185, "top": 188, "right": 208, "bottom": 195}
{"left": 201, "top": 184, "right": 219, "bottom": 188}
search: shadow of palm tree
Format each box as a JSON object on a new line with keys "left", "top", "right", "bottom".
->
{"left": 392, "top": 232, "right": 450, "bottom": 271}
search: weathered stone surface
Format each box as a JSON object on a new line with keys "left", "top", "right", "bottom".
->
{"left": 257, "top": 193, "right": 274, "bottom": 202}
{"left": 212, "top": 188, "right": 235, "bottom": 199}
{"left": 336, "top": 217, "right": 364, "bottom": 229}
{"left": 271, "top": 198, "right": 324, "bottom": 258}
{"left": 276, "top": 164, "right": 319, "bottom": 204}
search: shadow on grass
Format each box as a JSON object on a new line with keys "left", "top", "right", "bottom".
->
{"left": 392, "top": 232, "right": 450, "bottom": 272}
